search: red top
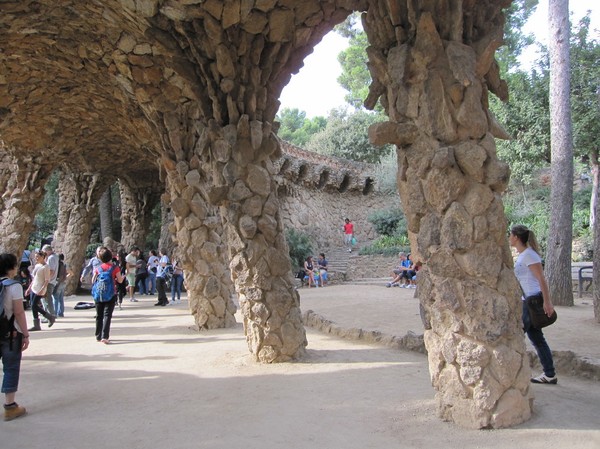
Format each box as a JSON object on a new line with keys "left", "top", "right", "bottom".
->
{"left": 344, "top": 222, "right": 354, "bottom": 235}
{"left": 94, "top": 263, "right": 121, "bottom": 294}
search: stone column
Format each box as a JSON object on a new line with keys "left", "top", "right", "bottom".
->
{"left": 158, "top": 199, "right": 174, "bottom": 256}
{"left": 0, "top": 152, "right": 52, "bottom": 255}
{"left": 162, "top": 151, "right": 238, "bottom": 332}
{"left": 212, "top": 119, "right": 307, "bottom": 362}
{"left": 364, "top": 4, "right": 531, "bottom": 428}
{"left": 54, "top": 170, "right": 112, "bottom": 295}
{"left": 118, "top": 179, "right": 159, "bottom": 251}
{"left": 159, "top": 112, "right": 307, "bottom": 361}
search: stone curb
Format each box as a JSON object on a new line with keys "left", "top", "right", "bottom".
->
{"left": 302, "top": 309, "right": 426, "bottom": 354}
{"left": 302, "top": 310, "right": 600, "bottom": 382}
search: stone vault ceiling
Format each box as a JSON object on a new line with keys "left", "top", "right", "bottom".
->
{"left": 0, "top": 0, "right": 368, "bottom": 177}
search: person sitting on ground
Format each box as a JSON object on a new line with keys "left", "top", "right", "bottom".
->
{"left": 408, "top": 261, "right": 422, "bottom": 289}
{"left": 317, "top": 253, "right": 328, "bottom": 286}
{"left": 398, "top": 254, "right": 417, "bottom": 288}
{"left": 386, "top": 252, "right": 411, "bottom": 287}
{"left": 304, "top": 256, "right": 317, "bottom": 288}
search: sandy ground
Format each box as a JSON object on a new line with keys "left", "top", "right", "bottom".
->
{"left": 3, "top": 287, "right": 600, "bottom": 449}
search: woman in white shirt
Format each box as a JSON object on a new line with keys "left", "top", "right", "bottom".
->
{"left": 509, "top": 225, "right": 557, "bottom": 385}
{"left": 1, "top": 252, "right": 30, "bottom": 421}
{"left": 24, "top": 251, "right": 55, "bottom": 331}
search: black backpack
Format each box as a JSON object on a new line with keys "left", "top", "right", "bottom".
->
{"left": 0, "top": 278, "right": 20, "bottom": 342}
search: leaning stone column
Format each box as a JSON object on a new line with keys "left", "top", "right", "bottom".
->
{"left": 211, "top": 118, "right": 307, "bottom": 362}
{"left": 0, "top": 152, "right": 53, "bottom": 255}
{"left": 119, "top": 178, "right": 160, "bottom": 251}
{"left": 54, "top": 170, "right": 112, "bottom": 295}
{"left": 364, "top": 4, "right": 531, "bottom": 428}
{"left": 161, "top": 162, "right": 237, "bottom": 331}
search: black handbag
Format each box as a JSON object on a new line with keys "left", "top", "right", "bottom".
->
{"left": 525, "top": 292, "right": 558, "bottom": 329}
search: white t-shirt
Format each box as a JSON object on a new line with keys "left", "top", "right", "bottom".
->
{"left": 514, "top": 247, "right": 542, "bottom": 298}
{"left": 125, "top": 253, "right": 137, "bottom": 274}
{"left": 31, "top": 263, "right": 50, "bottom": 295}
{"left": 3, "top": 282, "right": 24, "bottom": 333}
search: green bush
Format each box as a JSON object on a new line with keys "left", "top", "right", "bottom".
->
{"left": 359, "top": 235, "right": 410, "bottom": 256}
{"left": 367, "top": 208, "right": 406, "bottom": 237}
{"left": 285, "top": 228, "right": 314, "bottom": 269}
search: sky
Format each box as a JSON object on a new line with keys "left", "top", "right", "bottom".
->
{"left": 279, "top": 2, "right": 599, "bottom": 119}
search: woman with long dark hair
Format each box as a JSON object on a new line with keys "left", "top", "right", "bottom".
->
{"left": 509, "top": 224, "right": 557, "bottom": 384}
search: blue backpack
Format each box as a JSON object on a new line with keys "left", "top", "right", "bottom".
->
{"left": 91, "top": 265, "right": 116, "bottom": 302}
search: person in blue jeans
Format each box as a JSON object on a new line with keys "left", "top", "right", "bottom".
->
{"left": 1, "top": 253, "right": 30, "bottom": 421}
{"left": 509, "top": 224, "right": 557, "bottom": 384}
{"left": 171, "top": 260, "right": 184, "bottom": 303}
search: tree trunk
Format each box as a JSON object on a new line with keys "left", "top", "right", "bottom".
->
{"left": 590, "top": 149, "right": 599, "bottom": 228}
{"left": 545, "top": 0, "right": 574, "bottom": 307}
{"left": 593, "top": 149, "right": 600, "bottom": 322}
{"left": 99, "top": 186, "right": 114, "bottom": 241}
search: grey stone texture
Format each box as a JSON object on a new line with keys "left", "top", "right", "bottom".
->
{"left": 363, "top": 1, "right": 531, "bottom": 428}
{"left": 0, "top": 0, "right": 530, "bottom": 428}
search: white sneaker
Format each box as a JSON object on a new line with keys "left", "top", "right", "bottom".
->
{"left": 400, "top": 284, "right": 407, "bottom": 288}
{"left": 530, "top": 373, "right": 557, "bottom": 384}
{"left": 409, "top": 285, "right": 417, "bottom": 289}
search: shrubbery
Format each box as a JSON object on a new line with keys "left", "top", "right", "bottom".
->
{"left": 285, "top": 228, "right": 313, "bottom": 269}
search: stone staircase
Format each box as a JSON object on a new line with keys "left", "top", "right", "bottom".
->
{"left": 324, "top": 247, "right": 353, "bottom": 282}
{"left": 322, "top": 247, "right": 390, "bottom": 286}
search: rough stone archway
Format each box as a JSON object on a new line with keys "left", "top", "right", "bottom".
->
{"left": 0, "top": 0, "right": 534, "bottom": 428}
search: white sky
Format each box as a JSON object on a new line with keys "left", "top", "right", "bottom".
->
{"left": 279, "top": 1, "right": 599, "bottom": 119}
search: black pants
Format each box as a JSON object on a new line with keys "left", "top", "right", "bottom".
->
{"left": 30, "top": 293, "right": 51, "bottom": 321}
{"left": 156, "top": 277, "right": 168, "bottom": 305}
{"left": 116, "top": 281, "right": 126, "bottom": 305}
{"left": 95, "top": 296, "right": 116, "bottom": 341}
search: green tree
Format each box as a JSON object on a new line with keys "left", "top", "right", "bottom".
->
{"left": 306, "top": 108, "right": 392, "bottom": 163}
{"left": 337, "top": 31, "right": 370, "bottom": 109}
{"left": 495, "top": 0, "right": 539, "bottom": 72}
{"left": 31, "top": 171, "right": 59, "bottom": 245}
{"left": 491, "top": 68, "right": 551, "bottom": 184}
{"left": 276, "top": 107, "right": 327, "bottom": 147}
{"left": 570, "top": 14, "right": 600, "bottom": 226}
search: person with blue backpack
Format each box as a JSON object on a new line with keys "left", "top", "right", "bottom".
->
{"left": 91, "top": 247, "right": 124, "bottom": 344}
{"left": 1, "top": 253, "right": 30, "bottom": 421}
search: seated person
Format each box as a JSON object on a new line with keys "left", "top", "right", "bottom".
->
{"left": 304, "top": 256, "right": 317, "bottom": 288}
{"left": 387, "top": 252, "right": 413, "bottom": 287}
{"left": 407, "top": 260, "right": 422, "bottom": 289}
{"left": 398, "top": 254, "right": 417, "bottom": 288}
{"left": 317, "top": 253, "right": 328, "bottom": 286}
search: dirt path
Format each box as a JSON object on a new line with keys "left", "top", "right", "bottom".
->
{"left": 3, "top": 293, "right": 600, "bottom": 448}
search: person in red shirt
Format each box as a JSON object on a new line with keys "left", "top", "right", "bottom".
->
{"left": 92, "top": 247, "right": 124, "bottom": 344}
{"left": 343, "top": 218, "right": 354, "bottom": 252}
